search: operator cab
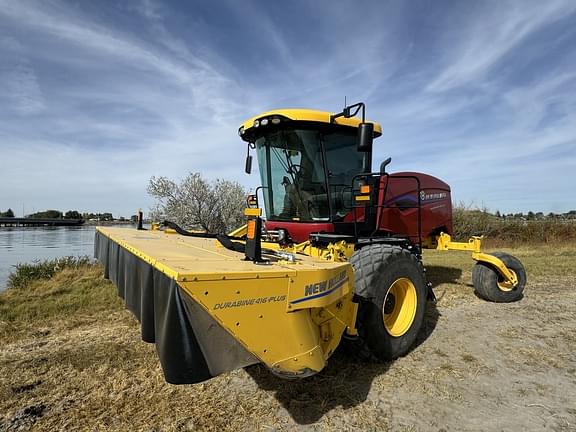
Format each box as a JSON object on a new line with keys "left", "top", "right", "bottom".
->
{"left": 239, "top": 106, "right": 382, "bottom": 231}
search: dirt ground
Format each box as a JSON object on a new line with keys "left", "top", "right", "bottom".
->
{"left": 0, "top": 246, "right": 575, "bottom": 431}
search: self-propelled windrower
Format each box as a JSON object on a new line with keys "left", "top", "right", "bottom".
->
{"left": 95, "top": 103, "right": 526, "bottom": 384}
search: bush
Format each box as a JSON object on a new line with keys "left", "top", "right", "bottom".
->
{"left": 8, "top": 256, "right": 93, "bottom": 290}
{"left": 148, "top": 172, "right": 248, "bottom": 233}
{"left": 27, "top": 209, "right": 63, "bottom": 219}
{"left": 453, "top": 204, "right": 576, "bottom": 245}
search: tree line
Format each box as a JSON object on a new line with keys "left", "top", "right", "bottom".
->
{"left": 493, "top": 210, "right": 576, "bottom": 220}
{"left": 0, "top": 209, "right": 121, "bottom": 220}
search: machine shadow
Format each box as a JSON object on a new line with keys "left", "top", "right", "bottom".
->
{"left": 425, "top": 265, "right": 463, "bottom": 288}
{"left": 245, "top": 300, "right": 440, "bottom": 424}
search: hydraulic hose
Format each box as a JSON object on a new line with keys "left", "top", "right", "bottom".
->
{"left": 162, "top": 221, "right": 245, "bottom": 252}
{"left": 161, "top": 220, "right": 294, "bottom": 260}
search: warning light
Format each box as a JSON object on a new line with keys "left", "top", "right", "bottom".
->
{"left": 247, "top": 219, "right": 256, "bottom": 240}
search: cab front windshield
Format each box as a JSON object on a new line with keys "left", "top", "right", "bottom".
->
{"left": 255, "top": 127, "right": 363, "bottom": 221}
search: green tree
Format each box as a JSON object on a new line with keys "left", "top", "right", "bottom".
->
{"left": 28, "top": 210, "right": 63, "bottom": 219}
{"left": 0, "top": 208, "right": 15, "bottom": 217}
{"left": 64, "top": 210, "right": 82, "bottom": 219}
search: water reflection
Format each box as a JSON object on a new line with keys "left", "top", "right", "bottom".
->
{"left": 0, "top": 226, "right": 96, "bottom": 290}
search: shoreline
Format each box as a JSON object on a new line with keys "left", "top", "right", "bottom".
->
{"left": 1, "top": 246, "right": 575, "bottom": 430}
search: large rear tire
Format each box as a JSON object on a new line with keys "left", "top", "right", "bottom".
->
{"left": 472, "top": 252, "right": 526, "bottom": 302}
{"left": 350, "top": 244, "right": 427, "bottom": 361}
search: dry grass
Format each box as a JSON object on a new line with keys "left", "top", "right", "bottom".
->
{"left": 0, "top": 264, "right": 122, "bottom": 344}
{"left": 453, "top": 206, "right": 576, "bottom": 247}
{"left": 1, "top": 246, "right": 575, "bottom": 431}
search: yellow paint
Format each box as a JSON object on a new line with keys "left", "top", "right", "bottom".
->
{"left": 436, "top": 232, "right": 518, "bottom": 286}
{"left": 100, "top": 222, "right": 523, "bottom": 378}
{"left": 436, "top": 232, "right": 483, "bottom": 253}
{"left": 288, "top": 240, "right": 355, "bottom": 262}
{"left": 383, "top": 278, "right": 417, "bottom": 337}
{"left": 96, "top": 226, "right": 357, "bottom": 377}
{"left": 355, "top": 195, "right": 371, "bottom": 202}
{"left": 243, "top": 208, "right": 262, "bottom": 217}
{"left": 228, "top": 224, "right": 247, "bottom": 238}
{"left": 472, "top": 252, "right": 518, "bottom": 286}
{"left": 239, "top": 108, "right": 382, "bottom": 141}
{"left": 497, "top": 269, "right": 517, "bottom": 292}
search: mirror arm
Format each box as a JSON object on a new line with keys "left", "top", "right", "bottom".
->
{"left": 330, "top": 102, "right": 365, "bottom": 123}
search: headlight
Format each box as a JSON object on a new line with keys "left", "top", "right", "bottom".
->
{"left": 260, "top": 118, "right": 269, "bottom": 126}
{"left": 253, "top": 120, "right": 260, "bottom": 127}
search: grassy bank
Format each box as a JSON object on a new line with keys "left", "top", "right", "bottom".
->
{"left": 0, "top": 258, "right": 121, "bottom": 344}
{"left": 452, "top": 206, "right": 576, "bottom": 246}
{"left": 1, "top": 248, "right": 575, "bottom": 431}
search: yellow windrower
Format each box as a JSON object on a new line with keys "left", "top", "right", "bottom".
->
{"left": 95, "top": 222, "right": 522, "bottom": 383}
{"left": 95, "top": 104, "right": 526, "bottom": 385}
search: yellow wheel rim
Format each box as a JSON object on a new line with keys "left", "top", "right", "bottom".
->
{"left": 497, "top": 269, "right": 517, "bottom": 292}
{"left": 383, "top": 278, "right": 418, "bottom": 337}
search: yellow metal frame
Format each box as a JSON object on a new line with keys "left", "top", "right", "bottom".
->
{"left": 105, "top": 214, "right": 524, "bottom": 379}
{"left": 239, "top": 108, "right": 383, "bottom": 142}
{"left": 228, "top": 223, "right": 247, "bottom": 238}
{"left": 255, "top": 238, "right": 359, "bottom": 337}
{"left": 128, "top": 211, "right": 522, "bottom": 378}
{"left": 435, "top": 233, "right": 518, "bottom": 286}
{"left": 97, "top": 226, "right": 359, "bottom": 377}
{"left": 143, "top": 220, "right": 518, "bottom": 372}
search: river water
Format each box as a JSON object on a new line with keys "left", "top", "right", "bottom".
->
{"left": 0, "top": 226, "right": 96, "bottom": 291}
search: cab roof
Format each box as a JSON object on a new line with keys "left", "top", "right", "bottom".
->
{"left": 239, "top": 108, "right": 382, "bottom": 142}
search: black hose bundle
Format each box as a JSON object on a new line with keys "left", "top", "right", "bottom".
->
{"left": 161, "top": 220, "right": 280, "bottom": 257}
{"left": 162, "top": 221, "right": 246, "bottom": 252}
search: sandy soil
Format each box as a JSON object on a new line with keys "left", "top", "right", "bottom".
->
{"left": 0, "top": 249, "right": 575, "bottom": 431}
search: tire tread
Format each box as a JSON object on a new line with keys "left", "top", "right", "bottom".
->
{"left": 473, "top": 252, "right": 526, "bottom": 302}
{"left": 348, "top": 244, "right": 426, "bottom": 361}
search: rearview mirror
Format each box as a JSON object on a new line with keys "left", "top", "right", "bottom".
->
{"left": 357, "top": 123, "right": 373, "bottom": 152}
{"left": 245, "top": 155, "right": 253, "bottom": 174}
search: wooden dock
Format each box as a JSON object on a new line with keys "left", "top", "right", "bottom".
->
{"left": 0, "top": 218, "right": 85, "bottom": 227}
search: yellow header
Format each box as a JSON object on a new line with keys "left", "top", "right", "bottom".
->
{"left": 239, "top": 108, "right": 382, "bottom": 142}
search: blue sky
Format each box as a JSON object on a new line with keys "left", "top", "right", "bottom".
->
{"left": 1, "top": 0, "right": 575, "bottom": 217}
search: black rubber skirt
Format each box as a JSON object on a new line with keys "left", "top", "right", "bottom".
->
{"left": 94, "top": 231, "right": 258, "bottom": 384}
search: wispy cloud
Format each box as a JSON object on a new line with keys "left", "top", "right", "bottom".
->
{"left": 0, "top": 0, "right": 575, "bottom": 216}
{"left": 426, "top": 0, "right": 576, "bottom": 92}
{"left": 0, "top": 36, "right": 45, "bottom": 115}
{"left": 0, "top": 0, "right": 247, "bottom": 121}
